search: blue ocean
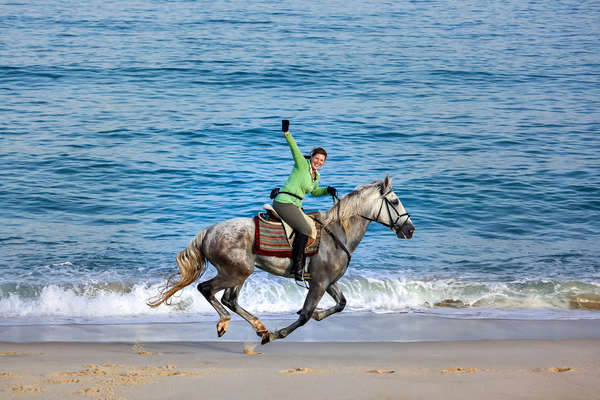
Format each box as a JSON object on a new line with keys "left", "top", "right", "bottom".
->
{"left": 1, "top": 0, "right": 599, "bottom": 327}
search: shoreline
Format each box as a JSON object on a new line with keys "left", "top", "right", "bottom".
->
{"left": 2, "top": 315, "right": 599, "bottom": 399}
{"left": 2, "top": 313, "right": 600, "bottom": 343}
{"left": 1, "top": 339, "right": 599, "bottom": 399}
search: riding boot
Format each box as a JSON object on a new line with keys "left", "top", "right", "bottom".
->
{"left": 292, "top": 233, "right": 309, "bottom": 281}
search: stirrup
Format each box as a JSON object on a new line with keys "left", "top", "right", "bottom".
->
{"left": 295, "top": 268, "right": 311, "bottom": 289}
{"left": 294, "top": 267, "right": 311, "bottom": 282}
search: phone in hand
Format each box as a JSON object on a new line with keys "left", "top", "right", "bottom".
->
{"left": 282, "top": 120, "right": 289, "bottom": 132}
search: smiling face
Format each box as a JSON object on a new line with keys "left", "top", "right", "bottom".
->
{"left": 310, "top": 153, "right": 326, "bottom": 170}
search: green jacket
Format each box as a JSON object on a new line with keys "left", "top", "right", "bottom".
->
{"left": 275, "top": 133, "right": 328, "bottom": 207}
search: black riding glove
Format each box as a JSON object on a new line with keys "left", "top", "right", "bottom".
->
{"left": 327, "top": 186, "right": 337, "bottom": 196}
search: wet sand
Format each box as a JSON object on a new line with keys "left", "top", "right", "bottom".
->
{"left": 1, "top": 339, "right": 599, "bottom": 400}
{"left": 3, "top": 313, "right": 600, "bottom": 343}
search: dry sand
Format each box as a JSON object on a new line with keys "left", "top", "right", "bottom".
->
{"left": 1, "top": 339, "right": 599, "bottom": 400}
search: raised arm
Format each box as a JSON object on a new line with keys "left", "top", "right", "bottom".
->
{"left": 283, "top": 122, "right": 307, "bottom": 168}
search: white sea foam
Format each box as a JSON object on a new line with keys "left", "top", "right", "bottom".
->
{"left": 1, "top": 275, "right": 599, "bottom": 325}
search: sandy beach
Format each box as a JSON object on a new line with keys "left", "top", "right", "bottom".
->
{"left": 2, "top": 317, "right": 600, "bottom": 400}
{"left": 2, "top": 0, "right": 600, "bottom": 399}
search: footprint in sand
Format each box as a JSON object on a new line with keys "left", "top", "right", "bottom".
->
{"left": 45, "top": 377, "right": 81, "bottom": 384}
{"left": 10, "top": 385, "right": 46, "bottom": 393}
{"left": 535, "top": 367, "right": 575, "bottom": 373}
{"left": 280, "top": 368, "right": 315, "bottom": 374}
{"left": 368, "top": 369, "right": 395, "bottom": 374}
{"left": 442, "top": 367, "right": 479, "bottom": 374}
{"left": 78, "top": 386, "right": 115, "bottom": 397}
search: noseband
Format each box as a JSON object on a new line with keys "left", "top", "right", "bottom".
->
{"left": 361, "top": 190, "right": 411, "bottom": 235}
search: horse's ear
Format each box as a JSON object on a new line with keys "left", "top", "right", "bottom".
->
{"left": 380, "top": 175, "right": 392, "bottom": 195}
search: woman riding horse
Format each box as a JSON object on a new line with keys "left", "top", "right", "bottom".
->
{"left": 273, "top": 120, "right": 336, "bottom": 281}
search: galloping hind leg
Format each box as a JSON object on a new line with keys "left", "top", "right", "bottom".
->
{"left": 222, "top": 285, "right": 268, "bottom": 337}
{"left": 262, "top": 283, "right": 327, "bottom": 345}
{"left": 312, "top": 282, "right": 347, "bottom": 321}
{"left": 197, "top": 217, "right": 256, "bottom": 338}
{"left": 197, "top": 276, "right": 237, "bottom": 337}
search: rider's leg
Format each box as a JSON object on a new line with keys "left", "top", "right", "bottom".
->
{"left": 272, "top": 201, "right": 317, "bottom": 239}
{"left": 272, "top": 201, "right": 317, "bottom": 281}
{"left": 291, "top": 232, "right": 309, "bottom": 281}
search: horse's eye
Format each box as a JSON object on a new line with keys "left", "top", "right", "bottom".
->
{"left": 391, "top": 199, "right": 399, "bottom": 206}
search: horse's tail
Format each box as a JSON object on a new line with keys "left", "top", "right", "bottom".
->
{"left": 147, "top": 229, "right": 208, "bottom": 308}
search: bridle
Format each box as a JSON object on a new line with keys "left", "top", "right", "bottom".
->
{"left": 359, "top": 189, "right": 411, "bottom": 237}
{"left": 310, "top": 188, "right": 411, "bottom": 281}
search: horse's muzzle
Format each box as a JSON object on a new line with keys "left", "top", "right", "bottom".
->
{"left": 396, "top": 222, "right": 415, "bottom": 239}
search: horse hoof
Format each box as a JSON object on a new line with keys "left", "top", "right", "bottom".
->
{"left": 217, "top": 319, "right": 230, "bottom": 338}
{"left": 252, "top": 320, "right": 268, "bottom": 338}
{"left": 256, "top": 329, "right": 267, "bottom": 338}
{"left": 261, "top": 331, "right": 272, "bottom": 345}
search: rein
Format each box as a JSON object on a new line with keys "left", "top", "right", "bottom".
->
{"left": 308, "top": 188, "right": 411, "bottom": 273}
{"left": 310, "top": 191, "right": 352, "bottom": 268}
{"left": 311, "top": 216, "right": 352, "bottom": 268}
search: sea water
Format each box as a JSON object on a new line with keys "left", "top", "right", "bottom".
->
{"left": 1, "top": 0, "right": 599, "bottom": 327}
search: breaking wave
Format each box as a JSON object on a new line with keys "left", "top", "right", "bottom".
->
{"left": 1, "top": 273, "right": 599, "bottom": 325}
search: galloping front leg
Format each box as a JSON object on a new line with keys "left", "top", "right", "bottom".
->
{"left": 312, "top": 282, "right": 346, "bottom": 321}
{"left": 222, "top": 285, "right": 268, "bottom": 337}
{"left": 262, "top": 283, "right": 327, "bottom": 345}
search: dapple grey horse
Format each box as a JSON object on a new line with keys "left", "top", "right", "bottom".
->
{"left": 148, "top": 176, "right": 415, "bottom": 344}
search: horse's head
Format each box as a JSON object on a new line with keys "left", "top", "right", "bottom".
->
{"left": 364, "top": 176, "right": 415, "bottom": 239}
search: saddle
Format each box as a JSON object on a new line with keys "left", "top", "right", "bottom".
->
{"left": 253, "top": 205, "right": 323, "bottom": 258}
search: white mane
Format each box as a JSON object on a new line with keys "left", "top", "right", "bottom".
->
{"left": 321, "top": 180, "right": 384, "bottom": 229}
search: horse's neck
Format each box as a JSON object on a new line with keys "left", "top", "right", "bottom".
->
{"left": 330, "top": 215, "right": 370, "bottom": 253}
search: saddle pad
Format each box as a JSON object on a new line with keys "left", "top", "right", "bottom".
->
{"left": 253, "top": 214, "right": 322, "bottom": 258}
